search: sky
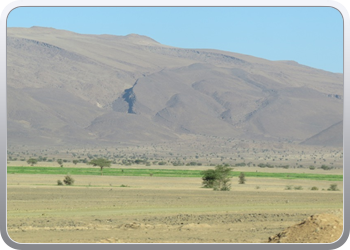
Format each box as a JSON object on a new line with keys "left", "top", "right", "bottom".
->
{"left": 7, "top": 7, "right": 344, "bottom": 73}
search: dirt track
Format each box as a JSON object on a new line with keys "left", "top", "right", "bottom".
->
{"left": 7, "top": 175, "right": 343, "bottom": 243}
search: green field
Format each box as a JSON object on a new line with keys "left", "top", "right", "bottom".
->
{"left": 7, "top": 166, "right": 343, "bottom": 181}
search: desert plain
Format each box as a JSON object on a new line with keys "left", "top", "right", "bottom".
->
{"left": 7, "top": 163, "right": 343, "bottom": 243}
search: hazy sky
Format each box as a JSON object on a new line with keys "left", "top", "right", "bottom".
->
{"left": 7, "top": 7, "right": 343, "bottom": 73}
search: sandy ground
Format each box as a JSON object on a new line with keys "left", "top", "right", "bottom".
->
{"left": 7, "top": 174, "right": 343, "bottom": 243}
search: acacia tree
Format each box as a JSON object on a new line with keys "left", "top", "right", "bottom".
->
{"left": 88, "top": 158, "right": 111, "bottom": 175}
{"left": 201, "top": 164, "right": 232, "bottom": 191}
{"left": 27, "top": 158, "right": 38, "bottom": 166}
{"left": 201, "top": 169, "right": 218, "bottom": 188}
{"left": 213, "top": 165, "right": 232, "bottom": 191}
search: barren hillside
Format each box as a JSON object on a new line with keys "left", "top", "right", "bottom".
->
{"left": 7, "top": 27, "right": 343, "bottom": 148}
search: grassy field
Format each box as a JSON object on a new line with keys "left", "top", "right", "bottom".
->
{"left": 7, "top": 166, "right": 343, "bottom": 181}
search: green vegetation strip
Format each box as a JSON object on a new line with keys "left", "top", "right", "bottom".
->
{"left": 7, "top": 166, "right": 342, "bottom": 181}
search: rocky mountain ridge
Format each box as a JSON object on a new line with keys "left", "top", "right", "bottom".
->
{"left": 7, "top": 27, "right": 343, "bottom": 148}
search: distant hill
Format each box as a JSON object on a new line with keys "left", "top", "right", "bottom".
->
{"left": 301, "top": 121, "right": 343, "bottom": 147}
{"left": 6, "top": 27, "right": 343, "bottom": 148}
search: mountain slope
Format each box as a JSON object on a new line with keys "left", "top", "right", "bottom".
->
{"left": 301, "top": 121, "right": 343, "bottom": 147}
{"left": 6, "top": 27, "right": 343, "bottom": 148}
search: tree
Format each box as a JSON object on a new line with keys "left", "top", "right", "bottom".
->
{"left": 201, "top": 169, "right": 218, "bottom": 188}
{"left": 213, "top": 165, "right": 232, "bottom": 191}
{"left": 201, "top": 164, "right": 232, "bottom": 191}
{"left": 27, "top": 158, "right": 38, "bottom": 166}
{"left": 238, "top": 172, "right": 246, "bottom": 184}
{"left": 72, "top": 160, "right": 79, "bottom": 165}
{"left": 88, "top": 158, "right": 111, "bottom": 175}
{"left": 57, "top": 159, "right": 63, "bottom": 167}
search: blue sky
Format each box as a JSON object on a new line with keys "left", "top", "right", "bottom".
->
{"left": 7, "top": 7, "right": 343, "bottom": 73}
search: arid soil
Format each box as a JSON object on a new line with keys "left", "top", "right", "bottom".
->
{"left": 268, "top": 210, "right": 343, "bottom": 243}
{"left": 7, "top": 175, "right": 343, "bottom": 243}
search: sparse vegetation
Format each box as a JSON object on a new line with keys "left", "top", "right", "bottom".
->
{"left": 294, "top": 186, "right": 303, "bottom": 190}
{"left": 26, "top": 158, "right": 38, "bottom": 166}
{"left": 310, "top": 186, "right": 318, "bottom": 190}
{"left": 57, "top": 180, "right": 63, "bottom": 186}
{"left": 238, "top": 172, "right": 246, "bottom": 184}
{"left": 6, "top": 166, "right": 343, "bottom": 181}
{"left": 327, "top": 184, "right": 339, "bottom": 191}
{"left": 57, "top": 159, "right": 63, "bottom": 167}
{"left": 320, "top": 165, "right": 331, "bottom": 170}
{"left": 285, "top": 185, "right": 293, "bottom": 190}
{"left": 63, "top": 175, "right": 74, "bottom": 185}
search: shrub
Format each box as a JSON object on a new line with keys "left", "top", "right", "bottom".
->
{"left": 309, "top": 165, "right": 316, "bottom": 170}
{"left": 327, "top": 184, "right": 339, "bottom": 191}
{"left": 320, "top": 165, "right": 330, "bottom": 170}
{"left": 238, "top": 172, "right": 246, "bottom": 184}
{"left": 57, "top": 180, "right": 63, "bottom": 186}
{"left": 120, "top": 184, "right": 129, "bottom": 187}
{"left": 255, "top": 186, "right": 260, "bottom": 189}
{"left": 27, "top": 158, "right": 38, "bottom": 166}
{"left": 235, "top": 162, "right": 246, "bottom": 167}
{"left": 285, "top": 185, "right": 293, "bottom": 190}
{"left": 57, "top": 159, "right": 63, "bottom": 167}
{"left": 294, "top": 186, "right": 303, "bottom": 190}
{"left": 310, "top": 186, "right": 318, "bottom": 190}
{"left": 63, "top": 175, "right": 74, "bottom": 185}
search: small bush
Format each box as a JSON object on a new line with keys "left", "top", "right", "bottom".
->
{"left": 320, "top": 165, "right": 330, "bottom": 170}
{"left": 310, "top": 186, "right": 318, "bottom": 190}
{"left": 294, "top": 186, "right": 303, "bottom": 190}
{"left": 255, "top": 186, "right": 260, "bottom": 189}
{"left": 309, "top": 165, "right": 316, "bottom": 170}
{"left": 285, "top": 185, "right": 293, "bottom": 190}
{"left": 120, "top": 184, "right": 129, "bottom": 187}
{"left": 63, "top": 175, "right": 74, "bottom": 185}
{"left": 327, "top": 184, "right": 339, "bottom": 191}
{"left": 57, "top": 180, "right": 63, "bottom": 186}
{"left": 238, "top": 172, "right": 246, "bottom": 184}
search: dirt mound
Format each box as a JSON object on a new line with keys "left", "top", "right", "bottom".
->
{"left": 268, "top": 211, "right": 343, "bottom": 243}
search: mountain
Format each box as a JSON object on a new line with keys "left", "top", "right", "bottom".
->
{"left": 301, "top": 121, "right": 343, "bottom": 147}
{"left": 6, "top": 27, "right": 343, "bottom": 148}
